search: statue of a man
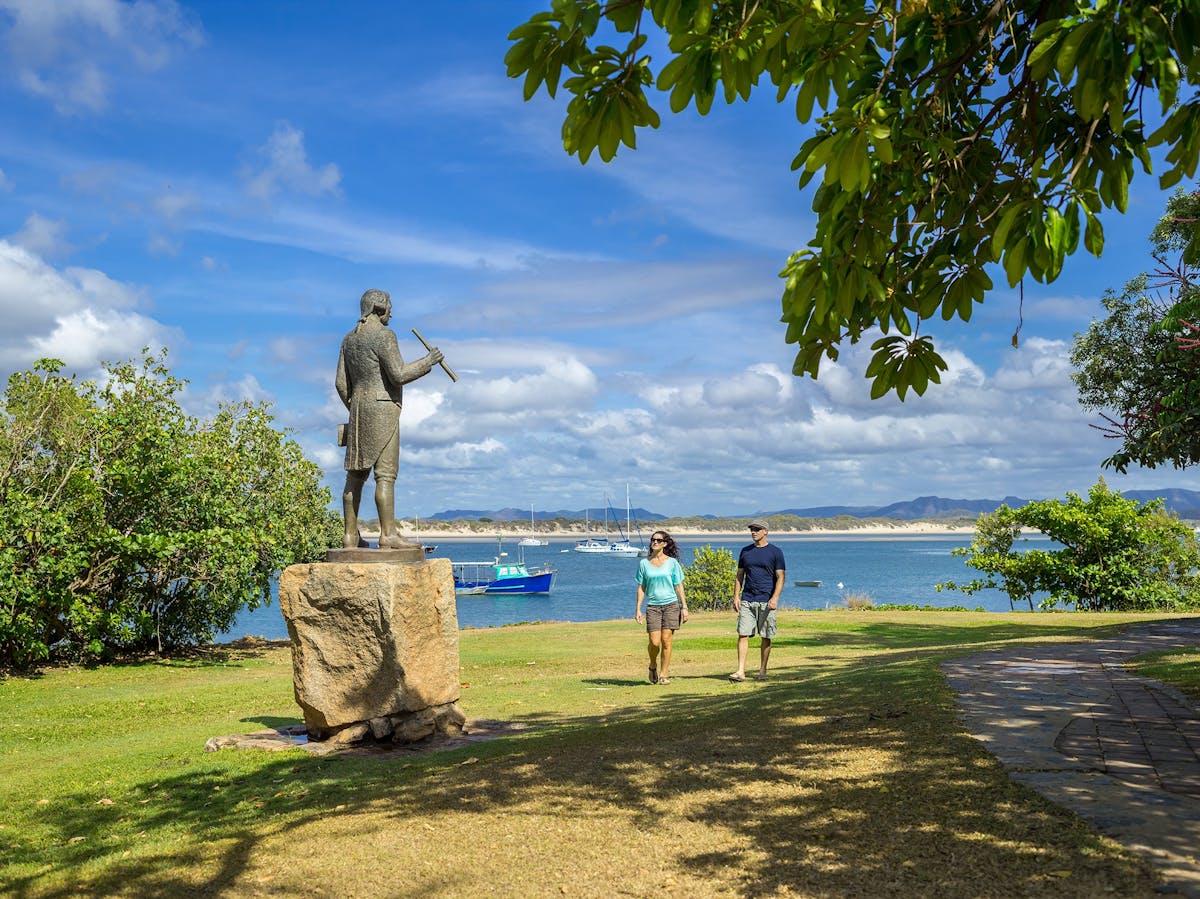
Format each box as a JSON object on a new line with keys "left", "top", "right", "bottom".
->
{"left": 336, "top": 289, "right": 443, "bottom": 549}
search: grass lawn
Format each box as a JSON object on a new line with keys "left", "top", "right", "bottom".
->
{"left": 0, "top": 610, "right": 1188, "bottom": 897}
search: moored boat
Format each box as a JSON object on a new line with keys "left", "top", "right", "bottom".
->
{"left": 518, "top": 502, "right": 548, "bottom": 547}
{"left": 573, "top": 488, "right": 646, "bottom": 556}
{"left": 453, "top": 539, "right": 556, "bottom": 595}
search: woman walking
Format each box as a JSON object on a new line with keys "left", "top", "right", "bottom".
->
{"left": 634, "top": 530, "right": 688, "bottom": 684}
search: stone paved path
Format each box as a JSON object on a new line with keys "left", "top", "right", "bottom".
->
{"left": 943, "top": 618, "right": 1200, "bottom": 896}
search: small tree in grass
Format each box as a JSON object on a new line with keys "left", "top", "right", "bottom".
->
{"left": 938, "top": 480, "right": 1200, "bottom": 612}
{"left": 683, "top": 544, "right": 736, "bottom": 611}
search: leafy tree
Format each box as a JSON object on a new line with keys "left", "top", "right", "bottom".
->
{"left": 1072, "top": 188, "right": 1200, "bottom": 471}
{"left": 507, "top": 0, "right": 1200, "bottom": 397}
{"left": 683, "top": 543, "right": 736, "bottom": 610}
{"left": 0, "top": 352, "right": 340, "bottom": 668}
{"left": 938, "top": 480, "right": 1200, "bottom": 611}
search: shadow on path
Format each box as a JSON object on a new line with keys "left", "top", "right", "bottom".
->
{"left": 944, "top": 617, "right": 1200, "bottom": 897}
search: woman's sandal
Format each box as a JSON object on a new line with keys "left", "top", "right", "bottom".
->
{"left": 728, "top": 672, "right": 746, "bottom": 682}
{"left": 658, "top": 676, "right": 670, "bottom": 685}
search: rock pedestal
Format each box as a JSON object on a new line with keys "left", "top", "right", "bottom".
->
{"left": 278, "top": 558, "right": 463, "bottom": 744}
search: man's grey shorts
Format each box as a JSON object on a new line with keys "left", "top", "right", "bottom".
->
{"left": 737, "top": 601, "right": 777, "bottom": 638}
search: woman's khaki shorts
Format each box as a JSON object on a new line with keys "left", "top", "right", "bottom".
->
{"left": 646, "top": 601, "right": 681, "bottom": 632}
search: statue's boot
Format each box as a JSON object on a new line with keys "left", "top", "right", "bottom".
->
{"left": 344, "top": 531, "right": 369, "bottom": 549}
{"left": 378, "top": 533, "right": 406, "bottom": 549}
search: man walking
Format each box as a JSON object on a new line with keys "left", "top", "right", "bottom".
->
{"left": 729, "top": 521, "right": 786, "bottom": 682}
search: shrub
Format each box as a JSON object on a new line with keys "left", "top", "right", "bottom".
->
{"left": 683, "top": 544, "right": 736, "bottom": 611}
{"left": 843, "top": 593, "right": 875, "bottom": 610}
{"left": 0, "top": 352, "right": 338, "bottom": 668}
{"left": 938, "top": 479, "right": 1200, "bottom": 611}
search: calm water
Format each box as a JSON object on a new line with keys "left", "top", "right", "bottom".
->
{"left": 219, "top": 535, "right": 1047, "bottom": 641}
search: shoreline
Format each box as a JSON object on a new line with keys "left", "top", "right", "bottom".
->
{"left": 392, "top": 521, "right": 980, "bottom": 541}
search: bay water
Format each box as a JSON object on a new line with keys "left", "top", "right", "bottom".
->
{"left": 219, "top": 534, "right": 1046, "bottom": 641}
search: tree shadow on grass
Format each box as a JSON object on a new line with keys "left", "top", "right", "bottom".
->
{"left": 6, "top": 646, "right": 1163, "bottom": 898}
{"left": 238, "top": 715, "right": 302, "bottom": 729}
{"left": 581, "top": 677, "right": 651, "bottom": 687}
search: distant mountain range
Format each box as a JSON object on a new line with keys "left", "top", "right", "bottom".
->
{"left": 428, "top": 507, "right": 667, "bottom": 522}
{"left": 429, "top": 489, "right": 1200, "bottom": 522}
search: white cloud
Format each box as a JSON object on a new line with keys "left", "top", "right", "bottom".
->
{"left": 10, "top": 212, "right": 73, "bottom": 257}
{"left": 991, "top": 337, "right": 1074, "bottom": 392}
{"left": 406, "top": 437, "right": 507, "bottom": 471}
{"left": 457, "top": 356, "right": 598, "bottom": 413}
{"left": 186, "top": 373, "right": 273, "bottom": 411}
{"left": 309, "top": 443, "right": 342, "bottom": 472}
{"left": 29, "top": 305, "right": 168, "bottom": 370}
{"left": 701, "top": 365, "right": 794, "bottom": 410}
{"left": 242, "top": 122, "right": 342, "bottom": 201}
{"left": 0, "top": 166, "right": 11, "bottom": 191}
{"left": 0, "top": 0, "right": 203, "bottom": 114}
{"left": 446, "top": 255, "right": 779, "bottom": 334}
{"left": 199, "top": 204, "right": 551, "bottom": 272}
{"left": 151, "top": 188, "right": 196, "bottom": 222}
{"left": 61, "top": 164, "right": 120, "bottom": 196}
{"left": 0, "top": 239, "right": 176, "bottom": 375}
{"left": 146, "top": 234, "right": 179, "bottom": 256}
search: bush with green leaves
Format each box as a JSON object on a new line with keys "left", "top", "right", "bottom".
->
{"left": 937, "top": 480, "right": 1200, "bottom": 611}
{"left": 0, "top": 353, "right": 340, "bottom": 668}
{"left": 683, "top": 544, "right": 736, "bottom": 611}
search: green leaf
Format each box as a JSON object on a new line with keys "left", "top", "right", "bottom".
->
{"left": 1055, "top": 20, "right": 1096, "bottom": 78}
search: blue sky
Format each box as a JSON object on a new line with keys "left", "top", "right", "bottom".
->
{"left": 0, "top": 1, "right": 1193, "bottom": 518}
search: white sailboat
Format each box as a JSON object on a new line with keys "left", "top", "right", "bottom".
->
{"left": 574, "top": 503, "right": 611, "bottom": 552}
{"left": 606, "top": 484, "right": 645, "bottom": 557}
{"left": 574, "top": 489, "right": 645, "bottom": 556}
{"left": 518, "top": 502, "right": 548, "bottom": 547}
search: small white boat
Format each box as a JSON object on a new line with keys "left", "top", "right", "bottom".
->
{"left": 793, "top": 580, "right": 822, "bottom": 587}
{"left": 605, "top": 540, "right": 642, "bottom": 557}
{"left": 518, "top": 502, "right": 548, "bottom": 547}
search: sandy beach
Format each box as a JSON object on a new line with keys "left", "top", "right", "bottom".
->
{"left": 394, "top": 520, "right": 978, "bottom": 541}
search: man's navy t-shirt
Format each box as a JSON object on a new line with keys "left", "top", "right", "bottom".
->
{"left": 738, "top": 543, "right": 786, "bottom": 600}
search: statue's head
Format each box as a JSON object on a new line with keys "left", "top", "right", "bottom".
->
{"left": 360, "top": 289, "right": 391, "bottom": 321}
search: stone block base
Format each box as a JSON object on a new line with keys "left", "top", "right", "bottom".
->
{"left": 320, "top": 701, "right": 467, "bottom": 745}
{"left": 279, "top": 558, "right": 461, "bottom": 743}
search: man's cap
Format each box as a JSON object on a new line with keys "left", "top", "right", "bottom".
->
{"left": 748, "top": 520, "right": 768, "bottom": 530}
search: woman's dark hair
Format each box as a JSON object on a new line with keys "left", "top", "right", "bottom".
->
{"left": 652, "top": 531, "right": 679, "bottom": 560}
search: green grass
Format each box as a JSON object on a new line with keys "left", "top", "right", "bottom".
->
{"left": 0, "top": 610, "right": 1186, "bottom": 897}
{"left": 1128, "top": 645, "right": 1200, "bottom": 699}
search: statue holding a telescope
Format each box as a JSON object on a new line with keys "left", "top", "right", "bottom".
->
{"left": 335, "top": 288, "right": 456, "bottom": 550}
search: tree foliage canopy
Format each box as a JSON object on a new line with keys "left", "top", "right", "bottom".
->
{"left": 0, "top": 353, "right": 340, "bottom": 668}
{"left": 1072, "top": 189, "right": 1200, "bottom": 471}
{"left": 938, "top": 480, "right": 1200, "bottom": 611}
{"left": 508, "top": 0, "right": 1200, "bottom": 397}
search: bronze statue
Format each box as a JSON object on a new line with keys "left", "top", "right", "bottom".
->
{"left": 336, "top": 289, "right": 443, "bottom": 549}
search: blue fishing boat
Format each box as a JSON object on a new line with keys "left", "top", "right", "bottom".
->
{"left": 452, "top": 539, "right": 556, "bottom": 595}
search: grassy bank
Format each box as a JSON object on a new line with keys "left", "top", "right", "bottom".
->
{"left": 0, "top": 611, "right": 1186, "bottom": 897}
